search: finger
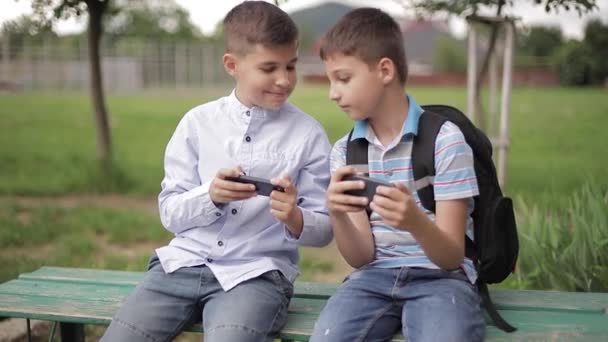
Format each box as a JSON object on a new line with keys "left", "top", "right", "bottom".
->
{"left": 329, "top": 193, "right": 368, "bottom": 207}
{"left": 271, "top": 176, "right": 294, "bottom": 193}
{"left": 394, "top": 182, "right": 412, "bottom": 195}
{"left": 218, "top": 178, "right": 256, "bottom": 192}
{"left": 331, "top": 203, "right": 366, "bottom": 213}
{"left": 332, "top": 166, "right": 357, "bottom": 182}
{"left": 216, "top": 167, "right": 242, "bottom": 180}
{"left": 329, "top": 180, "right": 365, "bottom": 195}
{"left": 215, "top": 188, "right": 257, "bottom": 201}
{"left": 270, "top": 199, "right": 291, "bottom": 212}
{"left": 369, "top": 201, "right": 395, "bottom": 221}
{"left": 270, "top": 190, "right": 295, "bottom": 204}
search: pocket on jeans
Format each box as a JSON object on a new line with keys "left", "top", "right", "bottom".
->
{"left": 267, "top": 270, "right": 294, "bottom": 298}
{"left": 147, "top": 252, "right": 161, "bottom": 271}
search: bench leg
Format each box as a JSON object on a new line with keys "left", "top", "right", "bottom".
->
{"left": 26, "top": 319, "right": 32, "bottom": 342}
{"left": 59, "top": 322, "right": 85, "bottom": 342}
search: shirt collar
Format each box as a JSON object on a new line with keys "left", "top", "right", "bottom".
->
{"left": 350, "top": 95, "right": 423, "bottom": 141}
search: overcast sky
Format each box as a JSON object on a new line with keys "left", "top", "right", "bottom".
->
{"left": 1, "top": 0, "right": 607, "bottom": 39}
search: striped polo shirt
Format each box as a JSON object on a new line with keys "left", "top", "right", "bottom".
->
{"left": 329, "top": 95, "right": 479, "bottom": 283}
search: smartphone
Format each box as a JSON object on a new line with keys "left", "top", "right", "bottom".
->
{"left": 343, "top": 174, "right": 394, "bottom": 207}
{"left": 225, "top": 175, "right": 285, "bottom": 196}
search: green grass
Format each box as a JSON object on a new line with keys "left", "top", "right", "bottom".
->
{"left": 1, "top": 85, "right": 607, "bottom": 287}
{"left": 1, "top": 85, "right": 606, "bottom": 204}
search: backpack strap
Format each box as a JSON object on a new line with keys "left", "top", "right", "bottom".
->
{"left": 411, "top": 111, "right": 446, "bottom": 213}
{"left": 346, "top": 129, "right": 369, "bottom": 173}
{"left": 346, "top": 129, "right": 371, "bottom": 216}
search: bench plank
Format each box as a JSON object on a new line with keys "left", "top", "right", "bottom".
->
{"left": 2, "top": 267, "right": 608, "bottom": 341}
{"left": 18, "top": 266, "right": 608, "bottom": 313}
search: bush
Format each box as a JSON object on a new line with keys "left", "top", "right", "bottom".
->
{"left": 552, "top": 41, "right": 594, "bottom": 86}
{"left": 509, "top": 183, "right": 608, "bottom": 292}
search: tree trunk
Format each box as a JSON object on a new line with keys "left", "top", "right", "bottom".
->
{"left": 87, "top": 0, "right": 111, "bottom": 172}
{"left": 472, "top": 1, "right": 505, "bottom": 131}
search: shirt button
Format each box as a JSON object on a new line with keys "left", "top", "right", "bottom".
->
{"left": 245, "top": 136, "right": 251, "bottom": 142}
{"left": 218, "top": 241, "right": 224, "bottom": 247}
{"left": 231, "top": 208, "right": 238, "bottom": 215}
{"left": 246, "top": 110, "right": 251, "bottom": 116}
{"left": 207, "top": 258, "right": 213, "bottom": 263}
{"left": 215, "top": 212, "right": 221, "bottom": 217}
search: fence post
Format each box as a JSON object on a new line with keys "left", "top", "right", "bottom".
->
{"left": 466, "top": 22, "right": 477, "bottom": 123}
{"left": 1, "top": 35, "right": 9, "bottom": 81}
{"left": 498, "top": 22, "right": 514, "bottom": 188}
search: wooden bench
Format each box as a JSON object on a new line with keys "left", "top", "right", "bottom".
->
{"left": 1, "top": 266, "right": 608, "bottom": 341}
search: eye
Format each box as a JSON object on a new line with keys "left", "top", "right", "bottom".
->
{"left": 337, "top": 76, "right": 350, "bottom": 83}
{"left": 286, "top": 64, "right": 296, "bottom": 71}
{"left": 260, "top": 66, "right": 276, "bottom": 73}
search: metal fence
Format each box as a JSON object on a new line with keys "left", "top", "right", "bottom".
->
{"left": 0, "top": 37, "right": 234, "bottom": 92}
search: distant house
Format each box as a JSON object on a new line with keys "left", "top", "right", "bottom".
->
{"left": 288, "top": 1, "right": 455, "bottom": 77}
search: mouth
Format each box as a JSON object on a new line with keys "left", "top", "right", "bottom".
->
{"left": 266, "top": 91, "right": 288, "bottom": 98}
{"left": 339, "top": 105, "right": 350, "bottom": 111}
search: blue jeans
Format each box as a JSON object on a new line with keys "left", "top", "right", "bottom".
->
{"left": 101, "top": 253, "right": 293, "bottom": 342}
{"left": 310, "top": 266, "right": 485, "bottom": 342}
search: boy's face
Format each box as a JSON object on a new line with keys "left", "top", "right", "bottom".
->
{"left": 324, "top": 53, "right": 386, "bottom": 121}
{"left": 224, "top": 43, "right": 298, "bottom": 110}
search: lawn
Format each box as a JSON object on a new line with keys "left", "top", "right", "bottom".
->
{"left": 0, "top": 84, "right": 607, "bottom": 287}
{"left": 1, "top": 85, "right": 606, "bottom": 202}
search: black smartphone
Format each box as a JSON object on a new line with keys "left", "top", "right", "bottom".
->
{"left": 225, "top": 175, "right": 285, "bottom": 196}
{"left": 343, "top": 174, "right": 394, "bottom": 207}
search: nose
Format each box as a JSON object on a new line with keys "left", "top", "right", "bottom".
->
{"left": 329, "top": 84, "right": 340, "bottom": 102}
{"left": 276, "top": 70, "right": 290, "bottom": 88}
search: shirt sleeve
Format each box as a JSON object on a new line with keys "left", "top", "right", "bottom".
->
{"left": 284, "top": 124, "right": 334, "bottom": 247}
{"left": 158, "top": 111, "right": 225, "bottom": 234}
{"left": 433, "top": 122, "right": 479, "bottom": 201}
{"left": 329, "top": 136, "right": 348, "bottom": 175}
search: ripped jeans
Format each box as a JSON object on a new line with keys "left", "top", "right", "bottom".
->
{"left": 310, "top": 266, "right": 485, "bottom": 342}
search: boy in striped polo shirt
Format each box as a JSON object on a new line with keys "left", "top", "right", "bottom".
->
{"left": 310, "top": 8, "right": 485, "bottom": 342}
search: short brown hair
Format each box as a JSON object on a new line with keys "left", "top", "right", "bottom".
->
{"left": 320, "top": 7, "right": 408, "bottom": 84}
{"left": 223, "top": 1, "right": 298, "bottom": 54}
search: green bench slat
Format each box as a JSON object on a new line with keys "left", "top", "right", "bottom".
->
{"left": 3, "top": 266, "right": 608, "bottom": 341}
{"left": 2, "top": 291, "right": 607, "bottom": 341}
{"left": 17, "top": 266, "right": 608, "bottom": 313}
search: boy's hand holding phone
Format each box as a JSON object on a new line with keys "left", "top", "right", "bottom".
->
{"left": 210, "top": 167, "right": 257, "bottom": 205}
{"left": 269, "top": 175, "right": 303, "bottom": 237}
{"left": 326, "top": 166, "right": 370, "bottom": 214}
{"left": 370, "top": 182, "right": 425, "bottom": 232}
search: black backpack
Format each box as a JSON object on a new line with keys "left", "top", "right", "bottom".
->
{"left": 346, "top": 104, "right": 519, "bottom": 332}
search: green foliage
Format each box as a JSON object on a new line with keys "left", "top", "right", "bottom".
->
{"left": 406, "top": 0, "right": 597, "bottom": 16}
{"left": 583, "top": 19, "right": 608, "bottom": 84}
{"left": 432, "top": 35, "right": 467, "bottom": 72}
{"left": 105, "top": 0, "right": 202, "bottom": 40}
{"left": 552, "top": 40, "right": 594, "bottom": 85}
{"left": 552, "top": 19, "right": 608, "bottom": 86}
{"left": 518, "top": 25, "right": 563, "bottom": 58}
{"left": 509, "top": 183, "right": 608, "bottom": 292}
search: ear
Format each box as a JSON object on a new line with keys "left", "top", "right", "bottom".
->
{"left": 223, "top": 53, "right": 238, "bottom": 77}
{"left": 377, "top": 57, "right": 396, "bottom": 85}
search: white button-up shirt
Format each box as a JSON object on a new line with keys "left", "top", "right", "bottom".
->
{"left": 156, "top": 90, "right": 333, "bottom": 290}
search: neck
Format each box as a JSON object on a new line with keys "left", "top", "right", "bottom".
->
{"left": 368, "top": 86, "right": 409, "bottom": 147}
